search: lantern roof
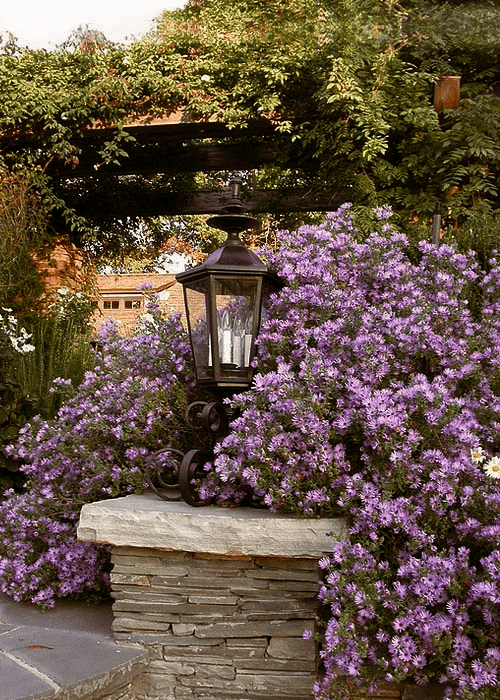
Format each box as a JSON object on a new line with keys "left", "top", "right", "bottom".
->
{"left": 176, "top": 181, "right": 270, "bottom": 284}
{"left": 176, "top": 233, "right": 268, "bottom": 287}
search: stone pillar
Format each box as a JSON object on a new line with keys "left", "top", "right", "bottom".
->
{"left": 78, "top": 494, "right": 347, "bottom": 700}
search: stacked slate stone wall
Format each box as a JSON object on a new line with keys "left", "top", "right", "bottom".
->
{"left": 78, "top": 496, "right": 446, "bottom": 700}
{"left": 110, "top": 547, "right": 320, "bottom": 700}
{"left": 77, "top": 494, "right": 349, "bottom": 699}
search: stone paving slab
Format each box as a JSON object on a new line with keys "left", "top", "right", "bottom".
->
{"left": 0, "top": 651, "right": 55, "bottom": 699}
{"left": 0, "top": 594, "right": 146, "bottom": 700}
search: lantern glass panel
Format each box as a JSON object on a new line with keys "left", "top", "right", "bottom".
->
{"left": 212, "top": 276, "right": 261, "bottom": 383}
{"left": 183, "top": 285, "right": 213, "bottom": 384}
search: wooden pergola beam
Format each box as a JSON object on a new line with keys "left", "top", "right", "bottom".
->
{"left": 66, "top": 187, "right": 352, "bottom": 218}
{"left": 80, "top": 113, "right": 277, "bottom": 143}
{"left": 55, "top": 143, "right": 278, "bottom": 178}
{"left": 143, "top": 189, "right": 351, "bottom": 216}
{"left": 174, "top": 189, "right": 351, "bottom": 215}
{"left": 5, "top": 111, "right": 349, "bottom": 217}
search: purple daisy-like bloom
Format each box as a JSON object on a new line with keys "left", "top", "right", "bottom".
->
{"left": 203, "top": 206, "right": 500, "bottom": 699}
{"left": 0, "top": 306, "right": 196, "bottom": 607}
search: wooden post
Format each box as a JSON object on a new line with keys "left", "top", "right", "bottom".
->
{"left": 434, "top": 76, "right": 461, "bottom": 112}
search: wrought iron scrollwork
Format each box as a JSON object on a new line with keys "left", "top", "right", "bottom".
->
{"left": 186, "top": 400, "right": 229, "bottom": 436}
{"left": 144, "top": 447, "right": 184, "bottom": 502}
{"left": 147, "top": 400, "right": 229, "bottom": 506}
{"left": 178, "top": 449, "right": 212, "bottom": 507}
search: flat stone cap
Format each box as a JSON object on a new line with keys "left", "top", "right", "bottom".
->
{"left": 77, "top": 493, "right": 347, "bottom": 558}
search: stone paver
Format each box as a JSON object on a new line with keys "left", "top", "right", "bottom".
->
{"left": 78, "top": 492, "right": 347, "bottom": 557}
{"left": 0, "top": 594, "right": 146, "bottom": 700}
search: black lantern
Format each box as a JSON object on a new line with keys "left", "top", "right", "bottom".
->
{"left": 176, "top": 179, "right": 278, "bottom": 397}
{"left": 146, "top": 180, "right": 279, "bottom": 507}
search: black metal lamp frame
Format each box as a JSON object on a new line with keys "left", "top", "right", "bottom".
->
{"left": 145, "top": 180, "right": 279, "bottom": 506}
{"left": 144, "top": 399, "right": 228, "bottom": 506}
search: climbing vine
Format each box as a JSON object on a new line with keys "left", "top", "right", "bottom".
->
{"left": 0, "top": 0, "right": 498, "bottom": 252}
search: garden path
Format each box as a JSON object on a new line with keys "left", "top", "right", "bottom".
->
{"left": 0, "top": 594, "right": 145, "bottom": 699}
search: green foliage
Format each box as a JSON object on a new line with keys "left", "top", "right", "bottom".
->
{"left": 305, "top": 1, "right": 500, "bottom": 223}
{"left": 15, "top": 289, "right": 96, "bottom": 419}
{"left": 0, "top": 0, "right": 499, "bottom": 253}
{"left": 437, "top": 96, "right": 500, "bottom": 217}
{"left": 0, "top": 314, "right": 37, "bottom": 492}
{"left": 156, "top": 0, "right": 324, "bottom": 125}
{"left": 0, "top": 290, "right": 96, "bottom": 492}
{"left": 442, "top": 204, "right": 500, "bottom": 270}
{"left": 0, "top": 40, "right": 185, "bottom": 248}
{"left": 0, "top": 171, "right": 96, "bottom": 490}
{"left": 0, "top": 173, "right": 52, "bottom": 317}
{"left": 401, "top": 1, "right": 500, "bottom": 80}
{"left": 0, "top": 376, "right": 36, "bottom": 493}
{"left": 153, "top": 0, "right": 500, "bottom": 228}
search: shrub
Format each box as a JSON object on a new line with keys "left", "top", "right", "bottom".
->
{"left": 0, "top": 305, "right": 195, "bottom": 607}
{"left": 0, "top": 309, "right": 37, "bottom": 492}
{"left": 203, "top": 204, "right": 500, "bottom": 699}
{"left": 0, "top": 289, "right": 96, "bottom": 491}
{"left": 15, "top": 287, "right": 97, "bottom": 419}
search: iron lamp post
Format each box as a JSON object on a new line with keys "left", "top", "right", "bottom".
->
{"left": 146, "top": 180, "right": 279, "bottom": 506}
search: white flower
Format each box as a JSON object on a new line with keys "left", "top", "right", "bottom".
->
{"left": 200, "top": 74, "right": 211, "bottom": 82}
{"left": 10, "top": 334, "right": 35, "bottom": 355}
{"left": 483, "top": 456, "right": 500, "bottom": 479}
{"left": 0, "top": 312, "right": 34, "bottom": 354}
{"left": 471, "top": 447, "right": 486, "bottom": 464}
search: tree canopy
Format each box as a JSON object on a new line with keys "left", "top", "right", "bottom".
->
{"left": 0, "top": 0, "right": 498, "bottom": 255}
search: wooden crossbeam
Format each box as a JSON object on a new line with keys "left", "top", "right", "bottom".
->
{"left": 80, "top": 112, "right": 276, "bottom": 143}
{"left": 168, "top": 190, "right": 352, "bottom": 215}
{"left": 55, "top": 143, "right": 278, "bottom": 177}
{"left": 66, "top": 187, "right": 352, "bottom": 217}
{"left": 4, "top": 111, "right": 347, "bottom": 215}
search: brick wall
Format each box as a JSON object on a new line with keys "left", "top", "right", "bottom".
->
{"left": 93, "top": 274, "right": 186, "bottom": 335}
{"left": 33, "top": 237, "right": 86, "bottom": 294}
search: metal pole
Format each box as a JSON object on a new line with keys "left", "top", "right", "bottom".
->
{"left": 432, "top": 203, "right": 441, "bottom": 245}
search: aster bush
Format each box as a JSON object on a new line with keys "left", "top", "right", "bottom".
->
{"left": 0, "top": 303, "right": 196, "bottom": 607}
{"left": 202, "top": 204, "right": 500, "bottom": 699}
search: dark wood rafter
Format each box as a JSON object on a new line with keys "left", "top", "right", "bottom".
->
{"left": 51, "top": 113, "right": 280, "bottom": 179}
{"left": 41, "top": 112, "right": 348, "bottom": 216}
{"left": 55, "top": 142, "right": 278, "bottom": 178}
{"left": 67, "top": 185, "right": 351, "bottom": 218}
{"left": 80, "top": 112, "right": 278, "bottom": 144}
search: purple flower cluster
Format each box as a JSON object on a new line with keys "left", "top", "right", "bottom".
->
{"left": 0, "top": 309, "right": 195, "bottom": 607}
{"left": 203, "top": 204, "right": 500, "bottom": 699}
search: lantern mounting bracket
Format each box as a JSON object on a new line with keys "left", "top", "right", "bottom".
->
{"left": 145, "top": 399, "right": 230, "bottom": 506}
